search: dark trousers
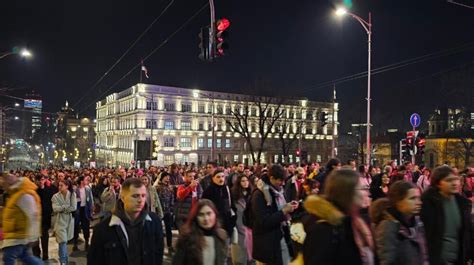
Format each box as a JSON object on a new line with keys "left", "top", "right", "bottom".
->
{"left": 163, "top": 212, "right": 173, "bottom": 247}
{"left": 74, "top": 206, "right": 90, "bottom": 245}
{"left": 32, "top": 226, "right": 49, "bottom": 259}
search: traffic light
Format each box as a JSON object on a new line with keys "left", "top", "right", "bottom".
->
{"left": 416, "top": 137, "right": 426, "bottom": 155}
{"left": 214, "top": 18, "right": 230, "bottom": 58}
{"left": 296, "top": 149, "right": 301, "bottom": 157}
{"left": 400, "top": 138, "right": 411, "bottom": 161}
{"left": 320, "top": 112, "right": 328, "bottom": 127}
{"left": 198, "top": 26, "right": 211, "bottom": 61}
{"left": 406, "top": 136, "right": 414, "bottom": 151}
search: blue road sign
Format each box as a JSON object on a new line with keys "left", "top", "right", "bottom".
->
{"left": 410, "top": 113, "right": 421, "bottom": 128}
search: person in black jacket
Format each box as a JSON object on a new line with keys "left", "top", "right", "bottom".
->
{"left": 251, "top": 164, "right": 298, "bottom": 265}
{"left": 369, "top": 166, "right": 391, "bottom": 202}
{"left": 315, "top": 158, "right": 341, "bottom": 193}
{"left": 88, "top": 178, "right": 164, "bottom": 265}
{"left": 202, "top": 170, "right": 236, "bottom": 238}
{"left": 420, "top": 165, "right": 472, "bottom": 265}
{"left": 302, "top": 169, "right": 374, "bottom": 265}
{"left": 33, "top": 173, "right": 56, "bottom": 261}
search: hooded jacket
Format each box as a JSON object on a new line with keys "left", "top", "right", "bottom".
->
{"left": 301, "top": 195, "right": 369, "bottom": 265}
{"left": 87, "top": 200, "right": 164, "bottom": 265}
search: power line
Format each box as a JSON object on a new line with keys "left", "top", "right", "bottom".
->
{"left": 78, "top": 2, "right": 210, "bottom": 115}
{"left": 307, "top": 41, "right": 474, "bottom": 91}
{"left": 72, "top": 0, "right": 176, "bottom": 110}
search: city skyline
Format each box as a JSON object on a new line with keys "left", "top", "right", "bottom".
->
{"left": 2, "top": 0, "right": 474, "bottom": 133}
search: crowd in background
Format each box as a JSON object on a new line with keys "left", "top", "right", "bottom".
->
{"left": 0, "top": 159, "right": 473, "bottom": 265}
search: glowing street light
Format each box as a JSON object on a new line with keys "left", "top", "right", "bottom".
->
{"left": 0, "top": 47, "right": 33, "bottom": 60}
{"left": 335, "top": 7, "right": 348, "bottom": 16}
{"left": 20, "top": 49, "right": 32, "bottom": 58}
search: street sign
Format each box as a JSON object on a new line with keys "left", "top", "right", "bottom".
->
{"left": 410, "top": 113, "right": 421, "bottom": 128}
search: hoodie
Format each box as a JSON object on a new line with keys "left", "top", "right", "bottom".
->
{"left": 113, "top": 200, "right": 149, "bottom": 265}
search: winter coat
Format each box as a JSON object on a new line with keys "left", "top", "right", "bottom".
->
{"left": 284, "top": 176, "right": 302, "bottom": 202}
{"left": 87, "top": 212, "right": 164, "bottom": 265}
{"left": 420, "top": 187, "right": 473, "bottom": 265}
{"left": 301, "top": 195, "right": 368, "bottom": 265}
{"left": 146, "top": 185, "right": 163, "bottom": 218}
{"left": 37, "top": 185, "right": 56, "bottom": 229}
{"left": 52, "top": 191, "right": 77, "bottom": 243}
{"left": 369, "top": 174, "right": 388, "bottom": 202}
{"left": 172, "top": 228, "right": 228, "bottom": 265}
{"left": 373, "top": 207, "right": 429, "bottom": 265}
{"left": 251, "top": 179, "right": 291, "bottom": 265}
{"left": 156, "top": 183, "right": 174, "bottom": 214}
{"left": 101, "top": 186, "right": 121, "bottom": 214}
{"left": 231, "top": 197, "right": 250, "bottom": 265}
{"left": 176, "top": 182, "right": 202, "bottom": 223}
{"left": 75, "top": 186, "right": 94, "bottom": 221}
{"left": 202, "top": 182, "right": 236, "bottom": 237}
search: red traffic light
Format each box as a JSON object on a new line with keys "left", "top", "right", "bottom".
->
{"left": 216, "top": 18, "right": 230, "bottom": 31}
{"left": 296, "top": 149, "right": 301, "bottom": 156}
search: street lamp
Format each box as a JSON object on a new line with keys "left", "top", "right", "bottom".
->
{"left": 335, "top": 7, "right": 372, "bottom": 166}
{"left": 0, "top": 47, "right": 33, "bottom": 60}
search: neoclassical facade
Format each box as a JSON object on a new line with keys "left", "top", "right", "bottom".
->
{"left": 95, "top": 83, "right": 338, "bottom": 167}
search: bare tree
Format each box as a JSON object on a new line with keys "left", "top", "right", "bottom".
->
{"left": 445, "top": 109, "right": 473, "bottom": 167}
{"left": 226, "top": 94, "right": 285, "bottom": 164}
{"left": 275, "top": 119, "right": 302, "bottom": 163}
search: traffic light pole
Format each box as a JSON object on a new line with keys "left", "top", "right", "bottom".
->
{"left": 411, "top": 126, "right": 416, "bottom": 165}
{"left": 209, "top": 0, "right": 216, "bottom": 60}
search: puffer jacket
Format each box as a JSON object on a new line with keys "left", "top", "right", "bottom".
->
{"left": 373, "top": 204, "right": 429, "bottom": 265}
{"left": 301, "top": 195, "right": 374, "bottom": 265}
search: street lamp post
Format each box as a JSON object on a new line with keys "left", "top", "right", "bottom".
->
{"left": 336, "top": 8, "right": 372, "bottom": 166}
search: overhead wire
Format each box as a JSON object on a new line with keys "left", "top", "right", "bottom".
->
{"left": 308, "top": 40, "right": 474, "bottom": 91}
{"left": 72, "top": 0, "right": 176, "bottom": 110}
{"left": 78, "top": 2, "right": 210, "bottom": 115}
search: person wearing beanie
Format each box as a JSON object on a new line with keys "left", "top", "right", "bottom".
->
{"left": 420, "top": 165, "right": 472, "bottom": 265}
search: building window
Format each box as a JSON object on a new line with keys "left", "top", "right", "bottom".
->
{"left": 316, "top": 155, "right": 322, "bottom": 162}
{"left": 217, "top": 122, "right": 222, "bottom": 131}
{"left": 146, "top": 120, "right": 157, "bottom": 129}
{"left": 226, "top": 106, "right": 231, "bottom": 114}
{"left": 306, "top": 128, "right": 312, "bottom": 134}
{"left": 146, "top": 101, "right": 157, "bottom": 110}
{"left": 164, "top": 155, "right": 174, "bottom": 165}
{"left": 199, "top": 122, "right": 204, "bottom": 131}
{"left": 208, "top": 139, "right": 212, "bottom": 148}
{"left": 164, "top": 137, "right": 175, "bottom": 147}
{"left": 182, "top": 104, "right": 192, "bottom": 113}
{"left": 217, "top": 105, "right": 223, "bottom": 114}
{"left": 181, "top": 121, "right": 191, "bottom": 130}
{"left": 198, "top": 138, "right": 204, "bottom": 148}
{"left": 164, "top": 102, "right": 175, "bottom": 111}
{"left": 198, "top": 104, "right": 205, "bottom": 113}
{"left": 180, "top": 137, "right": 191, "bottom": 147}
{"left": 233, "top": 155, "right": 239, "bottom": 162}
{"left": 164, "top": 120, "right": 174, "bottom": 130}
{"left": 225, "top": 139, "right": 231, "bottom": 148}
{"left": 216, "top": 139, "right": 222, "bottom": 148}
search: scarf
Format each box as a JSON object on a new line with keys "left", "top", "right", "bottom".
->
{"left": 268, "top": 184, "right": 290, "bottom": 222}
{"left": 351, "top": 215, "right": 374, "bottom": 265}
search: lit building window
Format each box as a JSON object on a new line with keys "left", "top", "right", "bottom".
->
{"left": 198, "top": 138, "right": 204, "bottom": 148}
{"left": 216, "top": 139, "right": 222, "bottom": 148}
{"left": 225, "top": 139, "right": 231, "bottom": 148}
{"left": 164, "top": 137, "right": 175, "bottom": 147}
{"left": 164, "top": 121, "right": 174, "bottom": 130}
{"left": 180, "top": 137, "right": 191, "bottom": 147}
{"left": 208, "top": 139, "right": 212, "bottom": 148}
{"left": 181, "top": 121, "right": 191, "bottom": 130}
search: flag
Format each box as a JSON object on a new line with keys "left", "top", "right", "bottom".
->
{"left": 141, "top": 60, "right": 149, "bottom": 78}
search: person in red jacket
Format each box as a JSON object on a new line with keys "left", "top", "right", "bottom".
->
{"left": 175, "top": 170, "right": 202, "bottom": 230}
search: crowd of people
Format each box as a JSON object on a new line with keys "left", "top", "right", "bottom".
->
{"left": 0, "top": 159, "right": 472, "bottom": 265}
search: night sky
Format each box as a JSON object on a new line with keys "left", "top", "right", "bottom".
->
{"left": 2, "top": 0, "right": 474, "bottom": 133}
